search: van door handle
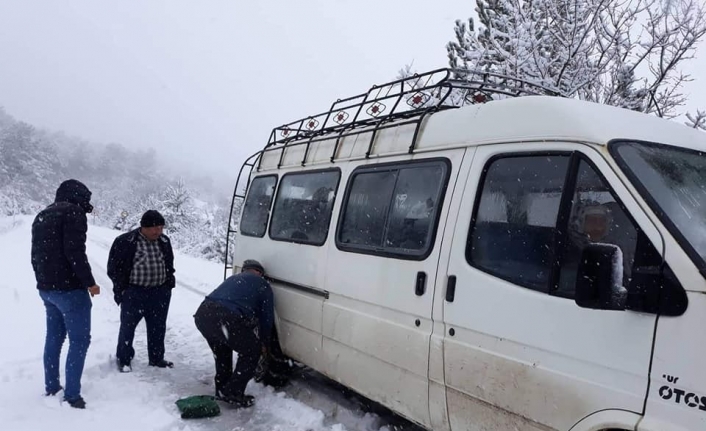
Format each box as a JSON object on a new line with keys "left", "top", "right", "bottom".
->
{"left": 415, "top": 272, "right": 426, "bottom": 296}
{"left": 446, "top": 275, "right": 457, "bottom": 302}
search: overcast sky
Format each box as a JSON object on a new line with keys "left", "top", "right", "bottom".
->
{"left": 1, "top": 0, "right": 705, "bottom": 183}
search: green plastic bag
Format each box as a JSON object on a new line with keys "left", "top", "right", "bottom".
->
{"left": 175, "top": 395, "right": 221, "bottom": 419}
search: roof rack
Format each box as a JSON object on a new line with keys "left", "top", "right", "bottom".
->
{"left": 265, "top": 68, "right": 564, "bottom": 151}
{"left": 225, "top": 69, "right": 564, "bottom": 275}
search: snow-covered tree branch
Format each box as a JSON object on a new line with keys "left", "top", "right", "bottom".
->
{"left": 446, "top": 0, "right": 706, "bottom": 117}
{"left": 685, "top": 110, "right": 706, "bottom": 130}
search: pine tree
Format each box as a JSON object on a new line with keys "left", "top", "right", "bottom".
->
{"left": 161, "top": 179, "right": 197, "bottom": 235}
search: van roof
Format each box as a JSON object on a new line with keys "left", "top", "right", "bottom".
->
{"left": 257, "top": 70, "right": 706, "bottom": 171}
{"left": 419, "top": 95, "right": 706, "bottom": 151}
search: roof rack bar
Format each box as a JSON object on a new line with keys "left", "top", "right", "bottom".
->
{"left": 365, "top": 127, "right": 379, "bottom": 159}
{"left": 256, "top": 148, "right": 264, "bottom": 171}
{"left": 409, "top": 111, "right": 433, "bottom": 154}
{"left": 277, "top": 140, "right": 288, "bottom": 169}
{"left": 387, "top": 79, "right": 407, "bottom": 116}
{"left": 330, "top": 129, "right": 346, "bottom": 163}
{"left": 301, "top": 136, "right": 315, "bottom": 167}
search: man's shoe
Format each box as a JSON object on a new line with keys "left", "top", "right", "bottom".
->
{"left": 149, "top": 359, "right": 174, "bottom": 368}
{"left": 65, "top": 397, "right": 86, "bottom": 409}
{"left": 117, "top": 359, "right": 132, "bottom": 373}
{"left": 217, "top": 393, "right": 255, "bottom": 408}
{"left": 45, "top": 386, "right": 63, "bottom": 396}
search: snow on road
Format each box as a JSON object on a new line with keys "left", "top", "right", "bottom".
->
{"left": 0, "top": 216, "right": 418, "bottom": 431}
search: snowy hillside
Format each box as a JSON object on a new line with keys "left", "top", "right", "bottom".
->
{"left": 0, "top": 216, "right": 415, "bottom": 431}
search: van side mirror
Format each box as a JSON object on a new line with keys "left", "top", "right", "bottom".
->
{"left": 575, "top": 244, "right": 627, "bottom": 311}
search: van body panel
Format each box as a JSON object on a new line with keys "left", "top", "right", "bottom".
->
{"left": 648, "top": 213, "right": 706, "bottom": 294}
{"left": 276, "top": 315, "right": 323, "bottom": 370}
{"left": 370, "top": 123, "right": 418, "bottom": 155}
{"left": 280, "top": 144, "right": 307, "bottom": 168}
{"left": 306, "top": 136, "right": 338, "bottom": 165}
{"left": 260, "top": 147, "right": 282, "bottom": 170}
{"left": 324, "top": 251, "right": 437, "bottom": 318}
{"left": 446, "top": 387, "right": 552, "bottom": 431}
{"left": 429, "top": 380, "right": 451, "bottom": 431}
{"left": 344, "top": 131, "right": 373, "bottom": 160}
{"left": 428, "top": 147, "right": 476, "bottom": 430}
{"left": 321, "top": 297, "right": 430, "bottom": 376}
{"left": 233, "top": 173, "right": 338, "bottom": 371}
{"left": 321, "top": 149, "right": 467, "bottom": 428}
{"left": 642, "top": 292, "right": 706, "bottom": 430}
{"left": 441, "top": 142, "right": 662, "bottom": 430}
{"left": 321, "top": 337, "right": 430, "bottom": 424}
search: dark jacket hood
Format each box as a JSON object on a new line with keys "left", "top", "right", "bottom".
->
{"left": 55, "top": 179, "right": 93, "bottom": 213}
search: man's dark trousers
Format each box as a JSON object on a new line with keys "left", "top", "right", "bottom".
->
{"left": 194, "top": 300, "right": 259, "bottom": 397}
{"left": 116, "top": 285, "right": 172, "bottom": 365}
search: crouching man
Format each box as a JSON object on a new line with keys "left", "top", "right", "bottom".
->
{"left": 108, "top": 210, "right": 176, "bottom": 372}
{"left": 194, "top": 260, "right": 274, "bottom": 408}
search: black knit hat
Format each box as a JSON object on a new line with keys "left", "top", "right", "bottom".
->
{"left": 242, "top": 259, "right": 265, "bottom": 275}
{"left": 140, "top": 210, "right": 165, "bottom": 227}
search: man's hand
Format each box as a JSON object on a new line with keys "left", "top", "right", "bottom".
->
{"left": 261, "top": 345, "right": 268, "bottom": 357}
{"left": 88, "top": 285, "right": 100, "bottom": 297}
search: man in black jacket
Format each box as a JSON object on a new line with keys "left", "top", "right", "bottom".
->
{"left": 107, "top": 210, "right": 176, "bottom": 372}
{"left": 31, "top": 179, "right": 101, "bottom": 409}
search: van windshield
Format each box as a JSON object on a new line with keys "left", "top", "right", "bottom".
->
{"left": 612, "top": 141, "right": 706, "bottom": 275}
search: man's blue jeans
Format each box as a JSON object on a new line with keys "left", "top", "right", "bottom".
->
{"left": 38, "top": 289, "right": 92, "bottom": 402}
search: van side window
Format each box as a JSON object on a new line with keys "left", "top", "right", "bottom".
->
{"left": 556, "top": 160, "right": 656, "bottom": 298}
{"left": 467, "top": 155, "right": 570, "bottom": 292}
{"left": 240, "top": 175, "right": 277, "bottom": 237}
{"left": 339, "top": 170, "right": 397, "bottom": 247}
{"left": 338, "top": 160, "right": 449, "bottom": 259}
{"left": 468, "top": 153, "right": 662, "bottom": 299}
{"left": 269, "top": 170, "right": 340, "bottom": 245}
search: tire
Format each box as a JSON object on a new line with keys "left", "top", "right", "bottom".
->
{"left": 254, "top": 326, "right": 296, "bottom": 388}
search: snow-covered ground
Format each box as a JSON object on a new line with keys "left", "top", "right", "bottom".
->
{"left": 0, "top": 216, "right": 418, "bottom": 431}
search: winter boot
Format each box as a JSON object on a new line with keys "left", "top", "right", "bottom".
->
{"left": 65, "top": 397, "right": 86, "bottom": 409}
{"left": 45, "top": 386, "right": 63, "bottom": 396}
{"left": 217, "top": 393, "right": 255, "bottom": 409}
{"left": 149, "top": 359, "right": 174, "bottom": 368}
{"left": 117, "top": 358, "right": 132, "bottom": 373}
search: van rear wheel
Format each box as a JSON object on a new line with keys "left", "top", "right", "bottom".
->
{"left": 254, "top": 327, "right": 296, "bottom": 388}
